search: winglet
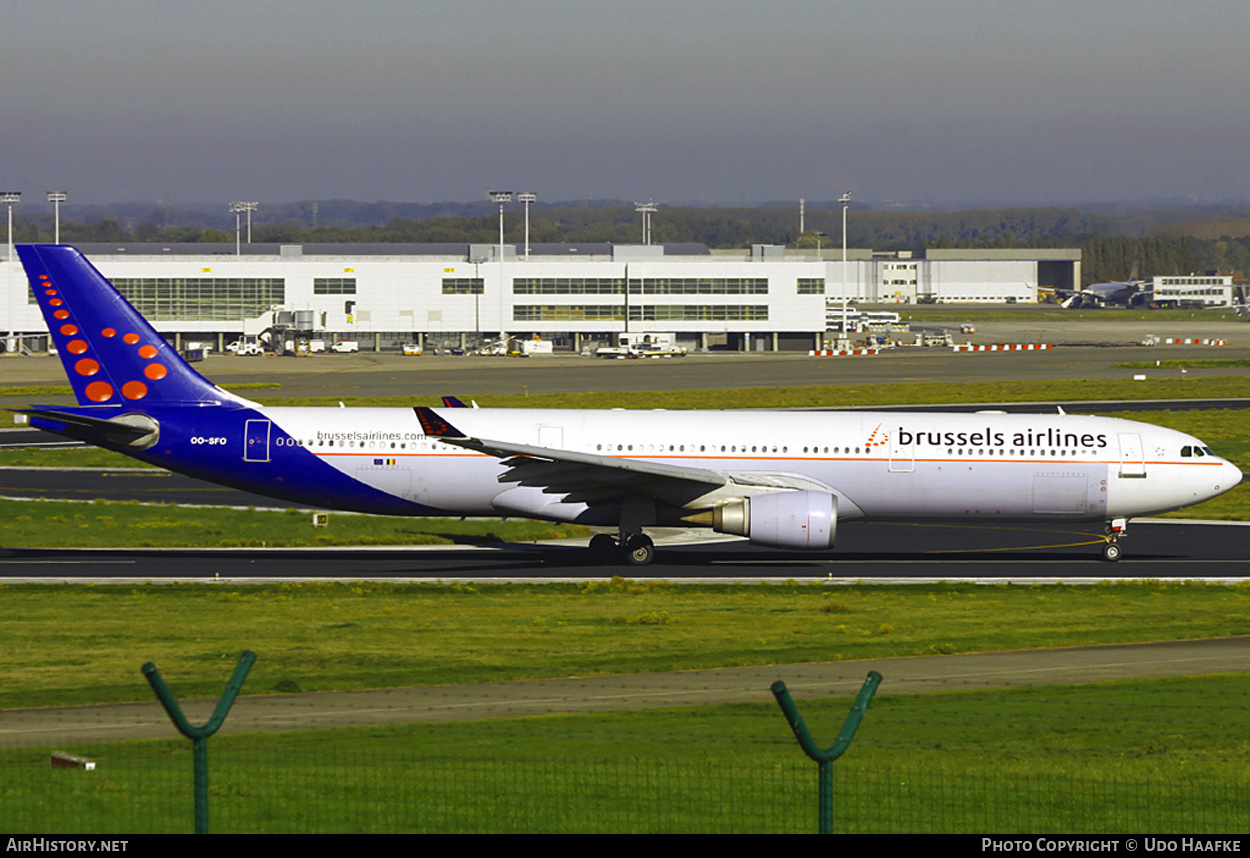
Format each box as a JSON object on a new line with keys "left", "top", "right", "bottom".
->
{"left": 414, "top": 406, "right": 466, "bottom": 439}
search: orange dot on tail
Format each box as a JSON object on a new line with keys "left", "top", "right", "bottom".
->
{"left": 66, "top": 339, "right": 88, "bottom": 355}
{"left": 75, "top": 358, "right": 100, "bottom": 376}
{"left": 101, "top": 328, "right": 116, "bottom": 337}
{"left": 54, "top": 310, "right": 70, "bottom": 320}
{"left": 38, "top": 275, "right": 48, "bottom": 280}
{"left": 49, "top": 298, "right": 63, "bottom": 306}
{"left": 85, "top": 382, "right": 113, "bottom": 402}
{"left": 59, "top": 324, "right": 78, "bottom": 336}
{"left": 45, "top": 289, "right": 57, "bottom": 296}
{"left": 122, "top": 381, "right": 148, "bottom": 400}
{"left": 123, "top": 333, "right": 139, "bottom": 344}
{"left": 138, "top": 345, "right": 158, "bottom": 359}
{"left": 144, "top": 363, "right": 167, "bottom": 380}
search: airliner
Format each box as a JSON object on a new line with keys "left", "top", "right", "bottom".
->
{"left": 1062, "top": 255, "right": 1150, "bottom": 309}
{"left": 12, "top": 245, "right": 1243, "bottom": 565}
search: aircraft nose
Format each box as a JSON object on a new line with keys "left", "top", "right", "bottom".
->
{"left": 1217, "top": 458, "right": 1244, "bottom": 492}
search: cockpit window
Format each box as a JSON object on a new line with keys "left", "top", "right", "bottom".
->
{"left": 1181, "top": 446, "right": 1192, "bottom": 457}
{"left": 1203, "top": 446, "right": 1217, "bottom": 456}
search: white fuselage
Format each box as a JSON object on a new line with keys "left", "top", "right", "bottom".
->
{"left": 255, "top": 407, "right": 1240, "bottom": 524}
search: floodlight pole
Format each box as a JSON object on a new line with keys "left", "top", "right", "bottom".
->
{"left": 518, "top": 192, "right": 537, "bottom": 257}
{"left": 230, "top": 203, "right": 241, "bottom": 255}
{"left": 46, "top": 191, "right": 67, "bottom": 245}
{"left": 489, "top": 191, "right": 513, "bottom": 339}
{"left": 2, "top": 192, "right": 18, "bottom": 265}
{"left": 635, "top": 201, "right": 657, "bottom": 245}
{"left": 840, "top": 192, "right": 852, "bottom": 335}
{"left": 3, "top": 192, "right": 20, "bottom": 354}
{"left": 229, "top": 201, "right": 258, "bottom": 255}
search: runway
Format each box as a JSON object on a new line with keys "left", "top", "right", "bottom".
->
{"left": 1, "top": 518, "right": 1245, "bottom": 580}
{"left": 1, "top": 465, "right": 1247, "bottom": 579}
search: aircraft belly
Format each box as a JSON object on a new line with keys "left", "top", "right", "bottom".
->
{"left": 408, "top": 455, "right": 503, "bottom": 511}
{"left": 354, "top": 464, "right": 413, "bottom": 501}
{"left": 310, "top": 449, "right": 499, "bottom": 514}
{"left": 827, "top": 460, "right": 1108, "bottom": 520}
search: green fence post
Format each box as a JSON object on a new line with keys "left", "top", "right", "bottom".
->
{"left": 141, "top": 650, "right": 257, "bottom": 834}
{"left": 772, "top": 670, "right": 881, "bottom": 834}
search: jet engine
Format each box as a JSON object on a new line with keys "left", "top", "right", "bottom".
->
{"left": 711, "top": 490, "right": 837, "bottom": 550}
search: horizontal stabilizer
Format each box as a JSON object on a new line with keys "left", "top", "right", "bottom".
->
{"left": 14, "top": 407, "right": 160, "bottom": 449}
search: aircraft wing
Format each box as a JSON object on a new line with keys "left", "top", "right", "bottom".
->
{"left": 413, "top": 406, "right": 825, "bottom": 508}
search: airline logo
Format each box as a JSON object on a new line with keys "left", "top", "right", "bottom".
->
{"left": 33, "top": 272, "right": 170, "bottom": 403}
{"left": 414, "top": 407, "right": 466, "bottom": 439}
{"left": 864, "top": 424, "right": 889, "bottom": 449}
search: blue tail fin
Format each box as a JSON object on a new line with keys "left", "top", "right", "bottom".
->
{"left": 17, "top": 245, "right": 235, "bottom": 406}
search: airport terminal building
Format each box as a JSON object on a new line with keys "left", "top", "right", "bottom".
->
{"left": 0, "top": 243, "right": 1080, "bottom": 353}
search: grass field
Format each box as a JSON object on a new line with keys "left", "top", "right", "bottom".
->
{"left": 1118, "top": 358, "right": 1250, "bottom": 369}
{"left": 901, "top": 306, "right": 1241, "bottom": 323}
{"left": 4, "top": 674, "right": 1247, "bottom": 833}
{"left": 7, "top": 374, "right": 1250, "bottom": 412}
{"left": 3, "top": 379, "right": 1249, "bottom": 832}
{"left": 2, "top": 580, "right": 1247, "bottom": 709}
{"left": 0, "top": 498, "right": 589, "bottom": 548}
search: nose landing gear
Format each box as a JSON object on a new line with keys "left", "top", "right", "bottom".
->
{"left": 1101, "top": 518, "right": 1128, "bottom": 562}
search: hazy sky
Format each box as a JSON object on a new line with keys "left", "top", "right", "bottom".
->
{"left": 2, "top": 0, "right": 1248, "bottom": 208}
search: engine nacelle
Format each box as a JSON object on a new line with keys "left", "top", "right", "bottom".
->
{"left": 712, "top": 491, "right": 837, "bottom": 550}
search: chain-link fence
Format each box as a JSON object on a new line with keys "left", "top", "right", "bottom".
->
{"left": 4, "top": 740, "right": 1245, "bottom": 834}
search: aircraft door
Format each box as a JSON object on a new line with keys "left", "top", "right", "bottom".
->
{"left": 888, "top": 433, "right": 915, "bottom": 473}
{"left": 1117, "top": 433, "right": 1147, "bottom": 478}
{"left": 1032, "top": 473, "right": 1087, "bottom": 514}
{"left": 538, "top": 426, "right": 564, "bottom": 449}
{"left": 244, "top": 419, "right": 271, "bottom": 463}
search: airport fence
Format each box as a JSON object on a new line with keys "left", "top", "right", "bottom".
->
{"left": 3, "top": 741, "right": 1247, "bottom": 834}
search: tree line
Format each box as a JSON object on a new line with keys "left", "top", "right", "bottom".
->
{"left": 6, "top": 204, "right": 1249, "bottom": 286}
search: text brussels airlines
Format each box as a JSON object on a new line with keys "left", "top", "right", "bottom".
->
{"left": 895, "top": 427, "right": 1109, "bottom": 450}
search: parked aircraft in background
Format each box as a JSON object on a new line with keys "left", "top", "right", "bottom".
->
{"left": 1062, "top": 255, "right": 1151, "bottom": 309}
{"left": 12, "top": 245, "right": 1242, "bottom": 564}
{"left": 1231, "top": 286, "right": 1250, "bottom": 322}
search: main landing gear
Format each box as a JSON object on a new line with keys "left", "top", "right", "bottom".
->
{"left": 1101, "top": 518, "right": 1128, "bottom": 562}
{"left": 587, "top": 495, "right": 658, "bottom": 566}
{"left": 588, "top": 532, "right": 656, "bottom": 566}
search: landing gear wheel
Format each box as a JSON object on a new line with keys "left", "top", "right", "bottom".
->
{"left": 588, "top": 533, "right": 618, "bottom": 559}
{"left": 1101, "top": 541, "right": 1122, "bottom": 562}
{"left": 624, "top": 534, "right": 655, "bottom": 566}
